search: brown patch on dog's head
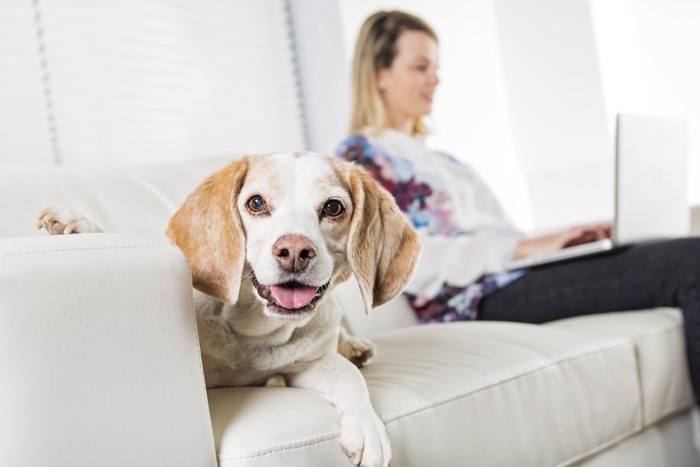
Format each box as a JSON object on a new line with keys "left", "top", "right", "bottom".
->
{"left": 329, "top": 157, "right": 421, "bottom": 314}
{"left": 166, "top": 157, "right": 249, "bottom": 304}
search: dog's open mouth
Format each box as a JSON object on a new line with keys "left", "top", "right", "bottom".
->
{"left": 252, "top": 276, "right": 329, "bottom": 315}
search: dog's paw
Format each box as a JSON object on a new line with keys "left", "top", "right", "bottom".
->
{"left": 37, "top": 205, "right": 102, "bottom": 235}
{"left": 264, "top": 374, "right": 287, "bottom": 387}
{"left": 340, "top": 410, "right": 391, "bottom": 467}
{"left": 338, "top": 335, "right": 376, "bottom": 368}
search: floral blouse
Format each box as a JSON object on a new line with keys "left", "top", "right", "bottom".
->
{"left": 335, "top": 130, "right": 526, "bottom": 323}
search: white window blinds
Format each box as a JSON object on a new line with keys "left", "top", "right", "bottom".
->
{"left": 0, "top": 0, "right": 54, "bottom": 164}
{"left": 1, "top": 0, "right": 306, "bottom": 165}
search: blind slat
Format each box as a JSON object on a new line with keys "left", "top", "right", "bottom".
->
{"left": 1, "top": 0, "right": 305, "bottom": 165}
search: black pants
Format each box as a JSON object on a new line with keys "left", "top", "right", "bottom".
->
{"left": 479, "top": 237, "right": 700, "bottom": 402}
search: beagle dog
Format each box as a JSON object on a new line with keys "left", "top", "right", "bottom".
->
{"left": 38, "top": 151, "right": 421, "bottom": 467}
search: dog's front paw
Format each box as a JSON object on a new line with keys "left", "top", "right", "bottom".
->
{"left": 37, "top": 205, "right": 102, "bottom": 235}
{"left": 338, "top": 335, "right": 376, "bottom": 368}
{"left": 340, "top": 410, "right": 391, "bottom": 467}
{"left": 264, "top": 374, "right": 287, "bottom": 387}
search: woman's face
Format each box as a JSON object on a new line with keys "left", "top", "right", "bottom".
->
{"left": 377, "top": 30, "right": 439, "bottom": 131}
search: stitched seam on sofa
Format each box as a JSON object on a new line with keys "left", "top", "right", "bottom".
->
{"left": 563, "top": 316, "right": 690, "bottom": 464}
{"left": 635, "top": 321, "right": 682, "bottom": 340}
{"left": 551, "top": 320, "right": 680, "bottom": 340}
{"left": 185, "top": 278, "right": 211, "bottom": 433}
{"left": 558, "top": 391, "right": 696, "bottom": 466}
{"left": 383, "top": 340, "right": 637, "bottom": 425}
{"left": 552, "top": 322, "right": 688, "bottom": 427}
{"left": 635, "top": 324, "right": 689, "bottom": 425}
{"left": 190, "top": 332, "right": 209, "bottom": 413}
{"left": 217, "top": 433, "right": 340, "bottom": 461}
{"left": 556, "top": 425, "right": 642, "bottom": 467}
{"left": 634, "top": 323, "right": 681, "bottom": 425}
{"left": 643, "top": 399, "right": 695, "bottom": 427}
{"left": 632, "top": 337, "right": 647, "bottom": 428}
{"left": 636, "top": 323, "right": 683, "bottom": 340}
{"left": 0, "top": 244, "right": 179, "bottom": 258}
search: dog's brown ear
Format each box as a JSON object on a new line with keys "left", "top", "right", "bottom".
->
{"left": 339, "top": 160, "right": 421, "bottom": 315}
{"left": 166, "top": 157, "right": 249, "bottom": 304}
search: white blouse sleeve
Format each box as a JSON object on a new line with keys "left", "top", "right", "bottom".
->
{"left": 405, "top": 227, "right": 522, "bottom": 298}
{"left": 404, "top": 155, "right": 524, "bottom": 299}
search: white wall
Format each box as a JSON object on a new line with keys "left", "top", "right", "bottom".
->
{"left": 312, "top": 0, "right": 700, "bottom": 234}
{"left": 288, "top": 0, "right": 349, "bottom": 155}
{"left": 493, "top": 0, "right": 613, "bottom": 232}
{"left": 589, "top": 0, "right": 700, "bottom": 209}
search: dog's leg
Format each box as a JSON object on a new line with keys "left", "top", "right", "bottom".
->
{"left": 338, "top": 325, "right": 375, "bottom": 368}
{"left": 37, "top": 205, "right": 103, "bottom": 235}
{"left": 288, "top": 353, "right": 390, "bottom": 467}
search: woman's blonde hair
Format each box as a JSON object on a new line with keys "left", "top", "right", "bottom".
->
{"left": 350, "top": 10, "right": 438, "bottom": 135}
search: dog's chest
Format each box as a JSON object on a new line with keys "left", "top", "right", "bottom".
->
{"left": 200, "top": 325, "right": 335, "bottom": 388}
{"left": 195, "top": 298, "right": 341, "bottom": 387}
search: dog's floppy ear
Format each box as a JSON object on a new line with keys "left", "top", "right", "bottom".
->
{"left": 338, "top": 160, "right": 421, "bottom": 315}
{"left": 166, "top": 157, "right": 249, "bottom": 305}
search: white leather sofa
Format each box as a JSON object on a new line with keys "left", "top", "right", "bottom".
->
{"left": 1, "top": 158, "right": 699, "bottom": 467}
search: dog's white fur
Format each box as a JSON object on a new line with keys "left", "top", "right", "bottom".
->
{"left": 38, "top": 152, "right": 421, "bottom": 467}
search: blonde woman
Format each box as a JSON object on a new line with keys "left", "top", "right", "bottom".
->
{"left": 336, "top": 10, "right": 700, "bottom": 402}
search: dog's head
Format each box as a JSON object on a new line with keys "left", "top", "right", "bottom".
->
{"left": 167, "top": 152, "right": 420, "bottom": 319}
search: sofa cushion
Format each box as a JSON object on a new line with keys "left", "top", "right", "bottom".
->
{"left": 0, "top": 158, "right": 228, "bottom": 240}
{"left": 209, "top": 387, "right": 350, "bottom": 466}
{"left": 210, "top": 321, "right": 641, "bottom": 466}
{"left": 0, "top": 234, "right": 216, "bottom": 466}
{"left": 548, "top": 308, "right": 694, "bottom": 426}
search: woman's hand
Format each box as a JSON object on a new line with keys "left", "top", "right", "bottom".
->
{"left": 514, "top": 223, "right": 612, "bottom": 260}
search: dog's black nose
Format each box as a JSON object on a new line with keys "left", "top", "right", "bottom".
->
{"left": 272, "top": 235, "right": 317, "bottom": 272}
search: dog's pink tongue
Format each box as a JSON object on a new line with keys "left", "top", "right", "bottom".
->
{"left": 271, "top": 285, "right": 317, "bottom": 309}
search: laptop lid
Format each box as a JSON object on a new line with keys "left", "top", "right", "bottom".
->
{"left": 614, "top": 113, "right": 689, "bottom": 244}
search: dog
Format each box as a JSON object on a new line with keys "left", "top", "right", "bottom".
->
{"left": 38, "top": 151, "right": 421, "bottom": 467}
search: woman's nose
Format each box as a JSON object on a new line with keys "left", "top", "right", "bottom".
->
{"left": 430, "top": 70, "right": 440, "bottom": 86}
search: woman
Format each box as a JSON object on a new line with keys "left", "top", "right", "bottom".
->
{"left": 335, "top": 10, "right": 700, "bottom": 401}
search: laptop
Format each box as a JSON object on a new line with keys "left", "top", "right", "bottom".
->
{"left": 505, "top": 113, "right": 689, "bottom": 271}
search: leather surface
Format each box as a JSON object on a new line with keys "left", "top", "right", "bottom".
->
{"left": 211, "top": 311, "right": 697, "bottom": 466}
{"left": 0, "top": 158, "right": 229, "bottom": 240}
{"left": 0, "top": 234, "right": 216, "bottom": 466}
{"left": 576, "top": 408, "right": 700, "bottom": 467}
{"left": 1, "top": 161, "right": 697, "bottom": 466}
{"left": 549, "top": 308, "right": 694, "bottom": 426}
{"left": 212, "top": 321, "right": 643, "bottom": 466}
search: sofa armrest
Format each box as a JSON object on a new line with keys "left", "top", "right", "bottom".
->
{"left": 0, "top": 234, "right": 215, "bottom": 467}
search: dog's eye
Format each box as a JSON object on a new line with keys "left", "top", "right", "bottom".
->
{"left": 246, "top": 195, "right": 267, "bottom": 213}
{"left": 322, "top": 199, "right": 344, "bottom": 218}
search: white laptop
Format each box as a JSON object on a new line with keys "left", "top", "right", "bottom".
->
{"left": 505, "top": 113, "right": 689, "bottom": 271}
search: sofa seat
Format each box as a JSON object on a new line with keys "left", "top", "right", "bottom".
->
{"left": 548, "top": 309, "right": 694, "bottom": 426}
{"left": 3, "top": 160, "right": 698, "bottom": 466}
{"left": 209, "top": 312, "right": 692, "bottom": 466}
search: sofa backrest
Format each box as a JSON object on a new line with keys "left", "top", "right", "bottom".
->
{"left": 0, "top": 158, "right": 228, "bottom": 240}
{"left": 0, "top": 159, "right": 418, "bottom": 336}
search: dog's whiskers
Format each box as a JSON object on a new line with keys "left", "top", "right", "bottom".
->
{"left": 241, "top": 270, "right": 256, "bottom": 281}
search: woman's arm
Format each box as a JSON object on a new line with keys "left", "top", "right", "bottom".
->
{"left": 406, "top": 228, "right": 521, "bottom": 297}
{"left": 514, "top": 223, "right": 612, "bottom": 259}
